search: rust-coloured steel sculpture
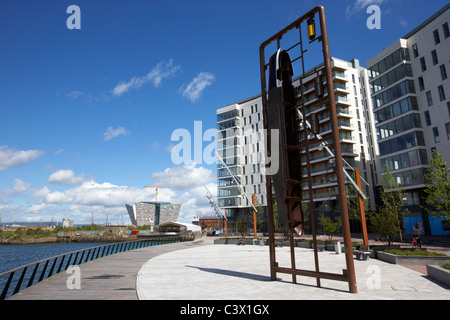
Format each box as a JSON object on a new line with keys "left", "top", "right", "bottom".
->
{"left": 259, "top": 5, "right": 357, "bottom": 294}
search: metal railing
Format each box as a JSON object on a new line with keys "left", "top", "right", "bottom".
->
{"left": 0, "top": 237, "right": 179, "bottom": 300}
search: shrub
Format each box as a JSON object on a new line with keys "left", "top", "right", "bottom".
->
{"left": 383, "top": 248, "right": 446, "bottom": 256}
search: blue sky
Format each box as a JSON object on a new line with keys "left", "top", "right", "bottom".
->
{"left": 0, "top": 0, "right": 447, "bottom": 225}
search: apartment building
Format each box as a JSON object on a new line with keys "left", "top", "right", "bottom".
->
{"left": 216, "top": 57, "right": 379, "bottom": 232}
{"left": 216, "top": 95, "right": 267, "bottom": 229}
{"left": 296, "top": 57, "right": 379, "bottom": 223}
{"left": 366, "top": 3, "right": 450, "bottom": 235}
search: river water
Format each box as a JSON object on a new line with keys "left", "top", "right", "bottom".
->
{"left": 0, "top": 242, "right": 107, "bottom": 274}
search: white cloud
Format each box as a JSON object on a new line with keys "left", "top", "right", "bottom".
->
{"left": 151, "top": 163, "right": 215, "bottom": 186}
{"left": 112, "top": 59, "right": 181, "bottom": 97}
{"left": 67, "top": 90, "right": 83, "bottom": 98}
{"left": 0, "top": 145, "right": 45, "bottom": 171}
{"left": 32, "top": 186, "right": 50, "bottom": 198}
{"left": 48, "top": 169, "right": 85, "bottom": 186}
{"left": 345, "top": 0, "right": 386, "bottom": 20}
{"left": 103, "top": 126, "right": 129, "bottom": 141}
{"left": 1, "top": 164, "right": 218, "bottom": 225}
{"left": 1, "top": 178, "right": 32, "bottom": 196}
{"left": 44, "top": 180, "right": 152, "bottom": 207}
{"left": 180, "top": 72, "right": 215, "bottom": 102}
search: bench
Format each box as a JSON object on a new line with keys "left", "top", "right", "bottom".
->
{"left": 275, "top": 237, "right": 284, "bottom": 247}
{"left": 355, "top": 245, "right": 371, "bottom": 261}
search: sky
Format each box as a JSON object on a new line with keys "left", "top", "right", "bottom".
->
{"left": 0, "top": 0, "right": 448, "bottom": 225}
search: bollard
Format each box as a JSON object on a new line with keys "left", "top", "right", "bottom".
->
{"left": 335, "top": 241, "right": 341, "bottom": 254}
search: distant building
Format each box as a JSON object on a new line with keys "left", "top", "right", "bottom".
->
{"left": 62, "top": 218, "right": 74, "bottom": 228}
{"left": 125, "top": 202, "right": 181, "bottom": 227}
{"left": 199, "top": 216, "right": 226, "bottom": 231}
{"left": 104, "top": 225, "right": 127, "bottom": 236}
{"left": 160, "top": 221, "right": 202, "bottom": 233}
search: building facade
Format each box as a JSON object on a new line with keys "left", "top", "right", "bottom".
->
{"left": 294, "top": 57, "right": 379, "bottom": 228}
{"left": 366, "top": 4, "right": 450, "bottom": 235}
{"left": 199, "top": 216, "right": 226, "bottom": 232}
{"left": 216, "top": 3, "right": 449, "bottom": 236}
{"left": 217, "top": 95, "right": 267, "bottom": 230}
{"left": 125, "top": 202, "right": 181, "bottom": 227}
{"left": 216, "top": 57, "right": 380, "bottom": 232}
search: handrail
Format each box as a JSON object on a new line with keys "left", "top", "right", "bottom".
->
{"left": 0, "top": 236, "right": 182, "bottom": 300}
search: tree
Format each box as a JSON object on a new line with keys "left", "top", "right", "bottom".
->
{"left": 423, "top": 150, "right": 450, "bottom": 220}
{"left": 319, "top": 214, "right": 341, "bottom": 242}
{"left": 236, "top": 219, "right": 248, "bottom": 238}
{"left": 370, "top": 168, "right": 407, "bottom": 246}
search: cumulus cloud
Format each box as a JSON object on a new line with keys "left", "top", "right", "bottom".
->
{"left": 151, "top": 163, "right": 215, "bottom": 186}
{"left": 112, "top": 59, "right": 181, "bottom": 97}
{"left": 1, "top": 178, "right": 32, "bottom": 196}
{"left": 103, "top": 126, "right": 128, "bottom": 141}
{"left": 48, "top": 169, "right": 85, "bottom": 186}
{"left": 2, "top": 164, "right": 218, "bottom": 224}
{"left": 180, "top": 72, "right": 215, "bottom": 102}
{"left": 0, "top": 145, "right": 45, "bottom": 171}
{"left": 44, "top": 180, "right": 152, "bottom": 207}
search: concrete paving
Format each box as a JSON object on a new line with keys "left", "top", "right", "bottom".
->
{"left": 137, "top": 240, "right": 450, "bottom": 300}
{"left": 7, "top": 236, "right": 450, "bottom": 301}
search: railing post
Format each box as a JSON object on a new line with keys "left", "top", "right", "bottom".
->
{"left": 73, "top": 252, "right": 80, "bottom": 265}
{"left": 65, "top": 253, "right": 74, "bottom": 271}
{"left": 1, "top": 272, "right": 15, "bottom": 300}
{"left": 57, "top": 255, "right": 66, "bottom": 274}
{"left": 13, "top": 267, "right": 28, "bottom": 295}
{"left": 48, "top": 257, "right": 58, "bottom": 277}
{"left": 38, "top": 260, "right": 50, "bottom": 282}
{"left": 27, "top": 263, "right": 40, "bottom": 288}
{"left": 79, "top": 250, "right": 87, "bottom": 264}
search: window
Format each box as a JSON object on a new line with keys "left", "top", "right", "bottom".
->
{"left": 444, "top": 22, "right": 450, "bottom": 39}
{"left": 426, "top": 91, "right": 433, "bottom": 106}
{"left": 420, "top": 57, "right": 427, "bottom": 72}
{"left": 424, "top": 111, "right": 431, "bottom": 126}
{"left": 446, "top": 123, "right": 450, "bottom": 140}
{"left": 418, "top": 76, "right": 425, "bottom": 91}
{"left": 438, "top": 85, "right": 446, "bottom": 101}
{"left": 431, "top": 50, "right": 438, "bottom": 65}
{"left": 412, "top": 44, "right": 419, "bottom": 58}
{"left": 441, "top": 65, "right": 448, "bottom": 81}
{"left": 433, "top": 127, "right": 440, "bottom": 143}
{"left": 433, "top": 29, "right": 440, "bottom": 45}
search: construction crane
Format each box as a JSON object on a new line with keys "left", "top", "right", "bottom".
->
{"left": 144, "top": 182, "right": 191, "bottom": 202}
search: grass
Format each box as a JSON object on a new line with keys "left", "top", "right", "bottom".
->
{"left": 442, "top": 263, "right": 450, "bottom": 270}
{"left": 383, "top": 248, "right": 447, "bottom": 256}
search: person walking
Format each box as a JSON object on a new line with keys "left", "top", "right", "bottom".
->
{"left": 412, "top": 223, "right": 422, "bottom": 248}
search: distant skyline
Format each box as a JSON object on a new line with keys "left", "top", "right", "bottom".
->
{"left": 0, "top": 0, "right": 448, "bottom": 224}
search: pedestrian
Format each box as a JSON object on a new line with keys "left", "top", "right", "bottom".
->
{"left": 412, "top": 223, "right": 422, "bottom": 248}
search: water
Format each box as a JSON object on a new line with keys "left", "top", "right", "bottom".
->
{"left": 0, "top": 242, "right": 106, "bottom": 274}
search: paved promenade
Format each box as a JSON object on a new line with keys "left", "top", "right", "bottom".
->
{"left": 8, "top": 236, "right": 450, "bottom": 301}
{"left": 8, "top": 238, "right": 210, "bottom": 300}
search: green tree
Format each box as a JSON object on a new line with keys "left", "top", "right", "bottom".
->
{"left": 236, "top": 219, "right": 248, "bottom": 238}
{"left": 370, "top": 168, "right": 407, "bottom": 246}
{"left": 423, "top": 150, "right": 450, "bottom": 220}
{"left": 319, "top": 214, "right": 341, "bottom": 241}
